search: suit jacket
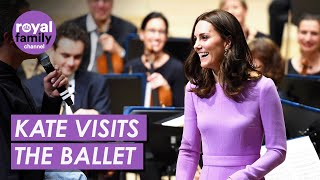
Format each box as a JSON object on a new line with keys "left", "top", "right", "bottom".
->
{"left": 69, "top": 14, "right": 137, "bottom": 71}
{"left": 23, "top": 71, "right": 111, "bottom": 114}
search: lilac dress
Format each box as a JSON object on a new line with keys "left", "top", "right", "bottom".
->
{"left": 176, "top": 76, "right": 286, "bottom": 180}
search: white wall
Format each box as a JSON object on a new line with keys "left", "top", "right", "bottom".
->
{"left": 29, "top": 0, "right": 299, "bottom": 58}
{"left": 29, "top": 0, "right": 271, "bottom": 37}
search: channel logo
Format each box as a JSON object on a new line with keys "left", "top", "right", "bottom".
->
{"left": 12, "top": 11, "right": 56, "bottom": 55}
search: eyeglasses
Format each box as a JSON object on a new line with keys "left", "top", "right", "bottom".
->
{"left": 145, "top": 28, "right": 167, "bottom": 36}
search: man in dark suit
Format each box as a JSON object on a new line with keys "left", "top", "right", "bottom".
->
{"left": 0, "top": 4, "right": 68, "bottom": 180}
{"left": 69, "top": 0, "right": 137, "bottom": 73}
{"left": 24, "top": 22, "right": 110, "bottom": 115}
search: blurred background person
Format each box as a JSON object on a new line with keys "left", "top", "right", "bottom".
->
{"left": 249, "top": 38, "right": 285, "bottom": 86}
{"left": 70, "top": 0, "right": 137, "bottom": 74}
{"left": 24, "top": 22, "right": 111, "bottom": 115}
{"left": 287, "top": 14, "right": 320, "bottom": 75}
{"left": 123, "top": 12, "right": 185, "bottom": 107}
{"left": 220, "top": 0, "right": 269, "bottom": 42}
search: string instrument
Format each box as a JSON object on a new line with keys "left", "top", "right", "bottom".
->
{"left": 96, "top": 51, "right": 123, "bottom": 74}
{"left": 96, "top": 33, "right": 124, "bottom": 74}
{"left": 148, "top": 53, "right": 173, "bottom": 107}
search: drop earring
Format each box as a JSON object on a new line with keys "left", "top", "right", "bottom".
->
{"left": 224, "top": 48, "right": 228, "bottom": 57}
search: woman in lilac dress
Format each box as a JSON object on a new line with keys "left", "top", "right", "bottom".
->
{"left": 176, "top": 10, "right": 286, "bottom": 180}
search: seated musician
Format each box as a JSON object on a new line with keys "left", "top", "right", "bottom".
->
{"left": 287, "top": 14, "right": 320, "bottom": 75}
{"left": 123, "top": 12, "right": 185, "bottom": 107}
{"left": 69, "top": 0, "right": 137, "bottom": 74}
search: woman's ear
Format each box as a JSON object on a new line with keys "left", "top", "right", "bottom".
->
{"left": 224, "top": 36, "right": 232, "bottom": 49}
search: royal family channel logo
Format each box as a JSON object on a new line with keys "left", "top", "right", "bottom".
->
{"left": 12, "top": 11, "right": 56, "bottom": 54}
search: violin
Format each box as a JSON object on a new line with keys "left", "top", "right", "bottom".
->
{"left": 156, "top": 85, "right": 172, "bottom": 106}
{"left": 96, "top": 51, "right": 123, "bottom": 74}
{"left": 147, "top": 52, "right": 172, "bottom": 107}
{"left": 96, "top": 32, "right": 124, "bottom": 74}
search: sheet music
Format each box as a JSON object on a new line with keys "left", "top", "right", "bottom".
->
{"left": 261, "top": 136, "right": 320, "bottom": 179}
{"left": 161, "top": 115, "right": 184, "bottom": 127}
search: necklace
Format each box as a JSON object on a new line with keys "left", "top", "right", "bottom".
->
{"left": 299, "top": 54, "right": 320, "bottom": 74}
{"left": 300, "top": 62, "right": 312, "bottom": 69}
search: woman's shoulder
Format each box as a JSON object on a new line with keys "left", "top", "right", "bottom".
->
{"left": 126, "top": 57, "right": 142, "bottom": 65}
{"left": 158, "top": 56, "right": 184, "bottom": 73}
{"left": 287, "top": 57, "right": 299, "bottom": 74}
{"left": 186, "top": 81, "right": 197, "bottom": 90}
{"left": 254, "top": 76, "right": 276, "bottom": 91}
{"left": 164, "top": 57, "right": 184, "bottom": 72}
{"left": 186, "top": 81, "right": 195, "bottom": 90}
{"left": 124, "top": 57, "right": 144, "bottom": 69}
{"left": 168, "top": 57, "right": 184, "bottom": 66}
{"left": 123, "top": 57, "right": 145, "bottom": 73}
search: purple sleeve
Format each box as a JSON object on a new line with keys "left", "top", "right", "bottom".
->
{"left": 230, "top": 78, "right": 287, "bottom": 179}
{"left": 176, "top": 82, "right": 201, "bottom": 180}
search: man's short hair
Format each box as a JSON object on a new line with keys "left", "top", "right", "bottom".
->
{"left": 53, "top": 22, "right": 89, "bottom": 50}
{"left": 0, "top": 2, "right": 19, "bottom": 47}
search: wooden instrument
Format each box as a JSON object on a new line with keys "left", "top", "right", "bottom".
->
{"left": 148, "top": 52, "right": 173, "bottom": 106}
{"left": 96, "top": 51, "right": 123, "bottom": 74}
{"left": 96, "top": 32, "right": 124, "bottom": 74}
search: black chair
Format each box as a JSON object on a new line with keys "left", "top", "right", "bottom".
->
{"left": 279, "top": 74, "right": 320, "bottom": 108}
{"left": 104, "top": 73, "right": 146, "bottom": 114}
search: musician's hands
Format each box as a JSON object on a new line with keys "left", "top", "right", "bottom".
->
{"left": 43, "top": 65, "right": 68, "bottom": 98}
{"left": 99, "top": 33, "right": 124, "bottom": 57}
{"left": 74, "top": 108, "right": 99, "bottom": 115}
{"left": 147, "top": 72, "right": 170, "bottom": 90}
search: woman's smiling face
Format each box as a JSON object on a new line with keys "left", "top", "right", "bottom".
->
{"left": 193, "top": 20, "right": 227, "bottom": 71}
{"left": 298, "top": 19, "right": 320, "bottom": 53}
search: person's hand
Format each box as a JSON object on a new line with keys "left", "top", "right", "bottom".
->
{"left": 99, "top": 33, "right": 124, "bottom": 56}
{"left": 43, "top": 65, "right": 68, "bottom": 98}
{"left": 74, "top": 108, "right": 99, "bottom": 115}
{"left": 193, "top": 165, "right": 201, "bottom": 180}
{"left": 147, "top": 72, "right": 170, "bottom": 90}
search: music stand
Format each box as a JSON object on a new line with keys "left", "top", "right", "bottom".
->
{"left": 281, "top": 99, "right": 320, "bottom": 156}
{"left": 281, "top": 99, "right": 320, "bottom": 139}
{"left": 278, "top": 74, "right": 320, "bottom": 108}
{"left": 104, "top": 73, "right": 146, "bottom": 114}
{"left": 123, "top": 106, "right": 184, "bottom": 178}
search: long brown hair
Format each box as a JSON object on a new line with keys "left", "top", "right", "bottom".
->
{"left": 249, "top": 38, "right": 284, "bottom": 85}
{"left": 185, "top": 10, "right": 260, "bottom": 99}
